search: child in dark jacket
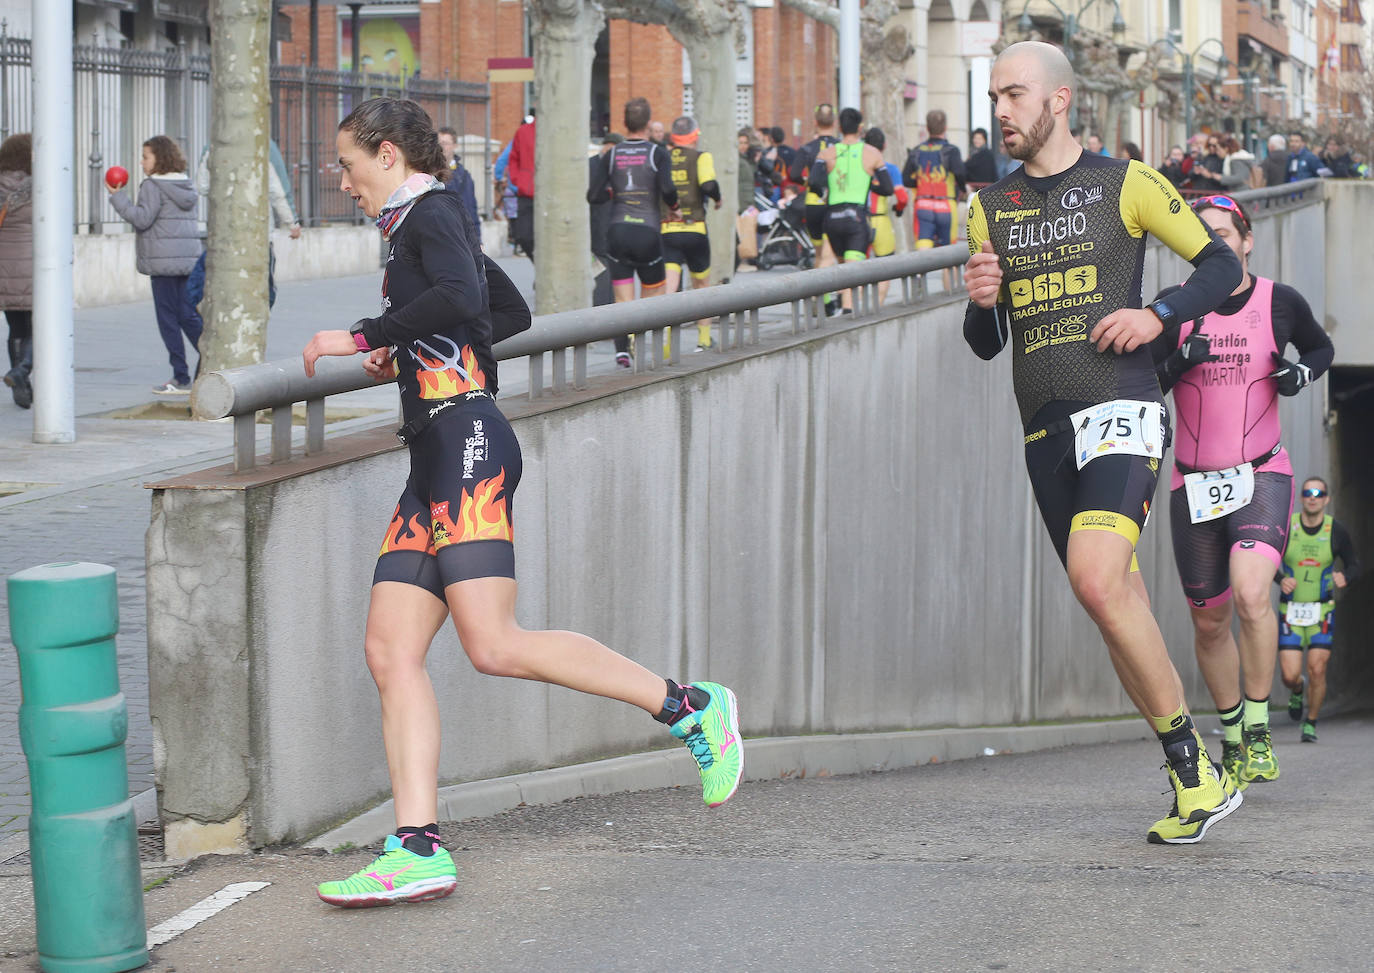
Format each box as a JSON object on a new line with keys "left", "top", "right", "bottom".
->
{"left": 109, "top": 134, "right": 203, "bottom": 394}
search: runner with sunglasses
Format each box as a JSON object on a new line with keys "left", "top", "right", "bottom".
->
{"left": 964, "top": 42, "right": 1246, "bottom": 845}
{"left": 1149, "top": 193, "right": 1333, "bottom": 798}
{"left": 1277, "top": 478, "right": 1361, "bottom": 742}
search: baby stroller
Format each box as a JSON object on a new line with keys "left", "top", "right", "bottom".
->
{"left": 755, "top": 190, "right": 815, "bottom": 270}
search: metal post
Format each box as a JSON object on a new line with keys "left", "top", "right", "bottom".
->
{"left": 839, "top": 0, "right": 860, "bottom": 108}
{"left": 0, "top": 20, "right": 9, "bottom": 142}
{"left": 31, "top": 0, "right": 75, "bottom": 443}
{"left": 484, "top": 89, "right": 492, "bottom": 220}
{"left": 301, "top": 56, "right": 313, "bottom": 226}
{"left": 348, "top": 3, "right": 361, "bottom": 72}
{"left": 309, "top": 0, "right": 319, "bottom": 68}
{"left": 88, "top": 33, "right": 103, "bottom": 236}
{"left": 1184, "top": 56, "right": 1193, "bottom": 141}
{"left": 7, "top": 563, "right": 148, "bottom": 973}
{"left": 179, "top": 38, "right": 192, "bottom": 156}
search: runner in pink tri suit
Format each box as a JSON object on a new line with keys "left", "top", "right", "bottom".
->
{"left": 1150, "top": 193, "right": 1333, "bottom": 789}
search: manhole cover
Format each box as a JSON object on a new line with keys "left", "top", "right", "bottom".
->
{"left": 1, "top": 829, "right": 164, "bottom": 866}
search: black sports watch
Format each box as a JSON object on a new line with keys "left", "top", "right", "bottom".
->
{"left": 1147, "top": 298, "right": 1177, "bottom": 327}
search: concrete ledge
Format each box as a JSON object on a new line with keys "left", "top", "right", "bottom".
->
{"left": 306, "top": 719, "right": 1150, "bottom": 852}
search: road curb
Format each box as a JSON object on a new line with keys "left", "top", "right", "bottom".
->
{"left": 307, "top": 718, "right": 1151, "bottom": 852}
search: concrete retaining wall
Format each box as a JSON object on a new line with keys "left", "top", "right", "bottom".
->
{"left": 146, "top": 195, "right": 1351, "bottom": 857}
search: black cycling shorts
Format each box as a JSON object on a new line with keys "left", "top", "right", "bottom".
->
{"left": 1168, "top": 471, "right": 1293, "bottom": 608}
{"left": 823, "top": 203, "right": 872, "bottom": 259}
{"left": 805, "top": 203, "right": 828, "bottom": 245}
{"left": 1023, "top": 400, "right": 1165, "bottom": 571}
{"left": 605, "top": 222, "right": 666, "bottom": 287}
{"left": 374, "top": 392, "right": 522, "bottom": 599}
{"left": 661, "top": 230, "right": 711, "bottom": 277}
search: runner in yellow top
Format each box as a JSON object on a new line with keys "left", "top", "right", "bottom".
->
{"left": 963, "top": 41, "right": 1245, "bottom": 845}
{"left": 809, "top": 107, "right": 892, "bottom": 313}
{"left": 661, "top": 116, "right": 722, "bottom": 352}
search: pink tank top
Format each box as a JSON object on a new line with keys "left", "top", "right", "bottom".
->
{"left": 1168, "top": 275, "right": 1293, "bottom": 489}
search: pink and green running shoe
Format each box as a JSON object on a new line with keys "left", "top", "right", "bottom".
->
{"left": 670, "top": 681, "right": 743, "bottom": 808}
{"left": 317, "top": 834, "right": 458, "bottom": 908}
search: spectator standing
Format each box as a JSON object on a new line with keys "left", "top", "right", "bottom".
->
{"left": 737, "top": 128, "right": 760, "bottom": 211}
{"left": 1217, "top": 135, "right": 1255, "bottom": 190}
{"left": 1286, "top": 132, "right": 1323, "bottom": 182}
{"left": 437, "top": 126, "right": 480, "bottom": 225}
{"left": 1159, "top": 145, "right": 1190, "bottom": 189}
{"left": 1320, "top": 137, "right": 1355, "bottom": 178}
{"left": 1086, "top": 132, "right": 1110, "bottom": 156}
{"left": 762, "top": 127, "right": 796, "bottom": 190}
{"left": 0, "top": 132, "right": 32, "bottom": 409}
{"left": 1192, "top": 136, "right": 1225, "bottom": 193}
{"left": 1261, "top": 134, "right": 1289, "bottom": 187}
{"left": 966, "top": 128, "right": 998, "bottom": 185}
{"left": 648, "top": 119, "right": 666, "bottom": 146}
{"left": 506, "top": 110, "right": 536, "bottom": 258}
{"left": 1121, "top": 141, "right": 1143, "bottom": 163}
{"left": 108, "top": 135, "right": 203, "bottom": 395}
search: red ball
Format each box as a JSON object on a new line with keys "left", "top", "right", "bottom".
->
{"left": 105, "top": 165, "right": 129, "bottom": 189}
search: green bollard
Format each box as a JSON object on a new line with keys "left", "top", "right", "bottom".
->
{"left": 8, "top": 562, "right": 148, "bottom": 973}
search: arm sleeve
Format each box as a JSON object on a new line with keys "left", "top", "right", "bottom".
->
{"left": 808, "top": 158, "right": 829, "bottom": 195}
{"left": 485, "top": 256, "right": 532, "bottom": 344}
{"left": 359, "top": 200, "right": 486, "bottom": 350}
{"left": 655, "top": 145, "right": 678, "bottom": 208}
{"left": 870, "top": 161, "right": 894, "bottom": 196}
{"left": 947, "top": 145, "right": 967, "bottom": 193}
{"left": 109, "top": 181, "right": 161, "bottom": 231}
{"left": 1332, "top": 521, "right": 1362, "bottom": 583}
{"left": 1148, "top": 284, "right": 1192, "bottom": 392}
{"left": 963, "top": 194, "right": 1010, "bottom": 360}
{"left": 697, "top": 153, "right": 720, "bottom": 202}
{"left": 268, "top": 165, "right": 296, "bottom": 228}
{"left": 902, "top": 150, "right": 918, "bottom": 188}
{"left": 1122, "top": 162, "right": 1241, "bottom": 321}
{"left": 586, "top": 152, "right": 611, "bottom": 205}
{"left": 493, "top": 142, "right": 511, "bottom": 182}
{"left": 1274, "top": 282, "right": 1335, "bottom": 379}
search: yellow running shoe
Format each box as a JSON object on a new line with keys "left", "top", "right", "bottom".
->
{"left": 1148, "top": 762, "right": 1243, "bottom": 845}
{"left": 1240, "top": 724, "right": 1279, "bottom": 783}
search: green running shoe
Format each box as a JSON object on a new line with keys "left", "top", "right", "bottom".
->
{"left": 1148, "top": 762, "right": 1243, "bottom": 845}
{"left": 317, "top": 834, "right": 457, "bottom": 908}
{"left": 1301, "top": 720, "right": 1318, "bottom": 743}
{"left": 670, "top": 681, "right": 743, "bottom": 808}
{"left": 1221, "top": 740, "right": 1249, "bottom": 793}
{"left": 1241, "top": 723, "right": 1280, "bottom": 783}
{"left": 1287, "top": 679, "right": 1304, "bottom": 722}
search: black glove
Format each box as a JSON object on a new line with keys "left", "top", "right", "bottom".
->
{"left": 1178, "top": 331, "right": 1220, "bottom": 365}
{"left": 1269, "top": 351, "right": 1312, "bottom": 396}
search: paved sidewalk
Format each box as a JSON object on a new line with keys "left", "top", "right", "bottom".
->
{"left": 2, "top": 720, "right": 1370, "bottom": 971}
{"left": 0, "top": 261, "right": 542, "bottom": 842}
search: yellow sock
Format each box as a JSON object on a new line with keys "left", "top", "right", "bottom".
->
{"left": 1149, "top": 705, "right": 1189, "bottom": 737}
{"left": 1242, "top": 696, "right": 1270, "bottom": 728}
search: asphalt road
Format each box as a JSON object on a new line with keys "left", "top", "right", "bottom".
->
{"left": 4, "top": 722, "right": 1367, "bottom": 972}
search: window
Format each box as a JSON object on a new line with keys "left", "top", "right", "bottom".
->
{"left": 1168, "top": 0, "right": 1181, "bottom": 36}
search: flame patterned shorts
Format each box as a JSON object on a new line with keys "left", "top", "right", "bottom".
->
{"left": 373, "top": 393, "right": 522, "bottom": 598}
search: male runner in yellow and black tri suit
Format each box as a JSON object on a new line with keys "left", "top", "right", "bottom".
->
{"left": 661, "top": 116, "right": 722, "bottom": 352}
{"left": 789, "top": 103, "right": 840, "bottom": 313}
{"left": 963, "top": 42, "right": 1245, "bottom": 845}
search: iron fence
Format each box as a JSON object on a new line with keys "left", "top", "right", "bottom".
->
{"left": 0, "top": 27, "right": 489, "bottom": 232}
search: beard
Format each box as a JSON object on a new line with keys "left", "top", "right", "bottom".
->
{"left": 1006, "top": 99, "right": 1055, "bottom": 161}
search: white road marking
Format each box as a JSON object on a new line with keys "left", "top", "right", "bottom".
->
{"left": 146, "top": 881, "right": 271, "bottom": 949}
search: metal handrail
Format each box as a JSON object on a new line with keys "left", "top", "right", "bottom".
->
{"left": 191, "top": 179, "right": 1325, "bottom": 473}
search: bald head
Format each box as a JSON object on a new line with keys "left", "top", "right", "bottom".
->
{"left": 995, "top": 41, "right": 1075, "bottom": 98}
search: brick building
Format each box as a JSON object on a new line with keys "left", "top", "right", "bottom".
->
{"left": 277, "top": 1, "right": 837, "bottom": 152}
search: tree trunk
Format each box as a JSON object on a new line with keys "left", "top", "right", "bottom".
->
{"left": 530, "top": 0, "right": 604, "bottom": 314}
{"left": 861, "top": 20, "right": 911, "bottom": 169}
{"left": 680, "top": 32, "right": 739, "bottom": 284}
{"left": 200, "top": 0, "right": 272, "bottom": 374}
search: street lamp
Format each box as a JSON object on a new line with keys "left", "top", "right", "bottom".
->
{"left": 1154, "top": 36, "right": 1230, "bottom": 139}
{"left": 1017, "top": 0, "right": 1128, "bottom": 57}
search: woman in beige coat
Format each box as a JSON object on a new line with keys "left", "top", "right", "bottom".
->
{"left": 0, "top": 133, "right": 32, "bottom": 409}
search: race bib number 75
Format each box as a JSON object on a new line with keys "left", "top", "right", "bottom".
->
{"left": 1071, "top": 400, "right": 1164, "bottom": 471}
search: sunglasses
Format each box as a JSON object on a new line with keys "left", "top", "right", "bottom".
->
{"left": 1193, "top": 194, "right": 1250, "bottom": 229}
{"left": 1302, "top": 488, "right": 1327, "bottom": 498}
